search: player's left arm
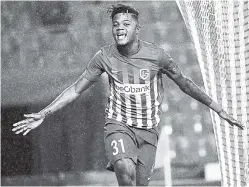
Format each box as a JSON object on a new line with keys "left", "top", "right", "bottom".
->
{"left": 160, "top": 52, "right": 244, "bottom": 130}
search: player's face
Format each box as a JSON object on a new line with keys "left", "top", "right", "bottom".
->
{"left": 112, "top": 13, "right": 139, "bottom": 46}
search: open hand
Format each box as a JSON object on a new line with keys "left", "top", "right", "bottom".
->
{"left": 12, "top": 113, "right": 45, "bottom": 135}
{"left": 218, "top": 110, "right": 244, "bottom": 130}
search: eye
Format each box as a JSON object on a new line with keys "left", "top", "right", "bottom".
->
{"left": 124, "top": 23, "right": 131, "bottom": 26}
{"left": 113, "top": 23, "right": 118, "bottom": 27}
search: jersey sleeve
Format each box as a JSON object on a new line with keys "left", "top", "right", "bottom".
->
{"left": 158, "top": 49, "right": 174, "bottom": 71}
{"left": 81, "top": 50, "right": 105, "bottom": 82}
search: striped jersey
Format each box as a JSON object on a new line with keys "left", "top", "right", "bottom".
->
{"left": 82, "top": 40, "right": 172, "bottom": 129}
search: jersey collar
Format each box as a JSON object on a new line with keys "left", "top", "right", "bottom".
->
{"left": 113, "top": 40, "right": 142, "bottom": 58}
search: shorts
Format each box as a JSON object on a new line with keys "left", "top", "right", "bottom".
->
{"left": 104, "top": 119, "right": 159, "bottom": 184}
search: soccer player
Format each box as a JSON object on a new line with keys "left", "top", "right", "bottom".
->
{"left": 12, "top": 4, "right": 244, "bottom": 186}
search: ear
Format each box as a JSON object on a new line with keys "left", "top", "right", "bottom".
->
{"left": 136, "top": 25, "right": 141, "bottom": 35}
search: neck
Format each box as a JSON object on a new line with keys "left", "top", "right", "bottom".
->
{"left": 117, "top": 39, "right": 140, "bottom": 56}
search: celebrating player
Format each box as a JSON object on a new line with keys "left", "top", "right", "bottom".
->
{"left": 12, "top": 4, "right": 244, "bottom": 186}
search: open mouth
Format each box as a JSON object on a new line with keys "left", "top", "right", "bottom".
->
{"left": 117, "top": 33, "right": 126, "bottom": 40}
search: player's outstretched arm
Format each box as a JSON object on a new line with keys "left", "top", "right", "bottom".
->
{"left": 160, "top": 55, "right": 244, "bottom": 130}
{"left": 12, "top": 76, "right": 94, "bottom": 135}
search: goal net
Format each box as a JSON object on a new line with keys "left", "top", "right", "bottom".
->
{"left": 176, "top": 1, "right": 249, "bottom": 186}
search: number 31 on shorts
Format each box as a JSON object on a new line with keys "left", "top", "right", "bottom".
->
{"left": 111, "top": 139, "right": 125, "bottom": 155}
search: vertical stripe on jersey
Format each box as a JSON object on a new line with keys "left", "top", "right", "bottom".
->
{"left": 107, "top": 77, "right": 114, "bottom": 119}
{"left": 150, "top": 74, "right": 156, "bottom": 125}
{"left": 122, "top": 69, "right": 132, "bottom": 125}
{"left": 145, "top": 72, "right": 153, "bottom": 129}
{"left": 115, "top": 72, "right": 123, "bottom": 122}
{"left": 139, "top": 76, "right": 147, "bottom": 127}
{"left": 131, "top": 67, "right": 143, "bottom": 128}
{"left": 152, "top": 73, "right": 161, "bottom": 125}
{"left": 155, "top": 74, "right": 161, "bottom": 125}
{"left": 128, "top": 66, "right": 137, "bottom": 126}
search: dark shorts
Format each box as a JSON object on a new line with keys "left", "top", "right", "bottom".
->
{"left": 104, "top": 119, "right": 159, "bottom": 184}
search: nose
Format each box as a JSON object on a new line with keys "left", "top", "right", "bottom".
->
{"left": 116, "top": 24, "right": 125, "bottom": 31}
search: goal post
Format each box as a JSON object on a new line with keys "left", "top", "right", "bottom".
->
{"left": 176, "top": 1, "right": 249, "bottom": 186}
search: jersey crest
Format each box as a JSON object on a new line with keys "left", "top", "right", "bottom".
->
{"left": 140, "top": 69, "right": 150, "bottom": 80}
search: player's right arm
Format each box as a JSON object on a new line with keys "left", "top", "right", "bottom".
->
{"left": 12, "top": 76, "right": 94, "bottom": 135}
{"left": 12, "top": 50, "right": 105, "bottom": 135}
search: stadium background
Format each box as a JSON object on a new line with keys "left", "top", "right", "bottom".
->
{"left": 1, "top": 1, "right": 220, "bottom": 186}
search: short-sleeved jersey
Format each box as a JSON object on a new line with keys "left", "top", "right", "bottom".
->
{"left": 82, "top": 40, "right": 172, "bottom": 129}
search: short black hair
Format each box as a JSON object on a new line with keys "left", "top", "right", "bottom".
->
{"left": 108, "top": 4, "right": 139, "bottom": 20}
